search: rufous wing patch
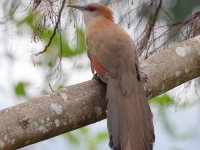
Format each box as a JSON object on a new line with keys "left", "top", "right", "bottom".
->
{"left": 91, "top": 56, "right": 107, "bottom": 75}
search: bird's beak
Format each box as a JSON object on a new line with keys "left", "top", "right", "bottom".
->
{"left": 67, "top": 4, "right": 85, "bottom": 11}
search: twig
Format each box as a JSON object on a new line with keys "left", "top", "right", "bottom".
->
{"left": 31, "top": 0, "right": 66, "bottom": 66}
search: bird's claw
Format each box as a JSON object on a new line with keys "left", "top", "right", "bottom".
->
{"left": 92, "top": 73, "right": 100, "bottom": 81}
{"left": 141, "top": 70, "right": 147, "bottom": 82}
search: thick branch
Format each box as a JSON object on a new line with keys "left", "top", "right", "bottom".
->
{"left": 0, "top": 36, "right": 200, "bottom": 150}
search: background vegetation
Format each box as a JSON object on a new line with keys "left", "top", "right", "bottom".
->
{"left": 0, "top": 0, "right": 200, "bottom": 149}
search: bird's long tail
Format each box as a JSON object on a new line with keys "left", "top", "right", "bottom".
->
{"left": 107, "top": 78, "right": 154, "bottom": 150}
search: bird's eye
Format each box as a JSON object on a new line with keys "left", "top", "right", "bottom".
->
{"left": 88, "top": 6, "right": 96, "bottom": 12}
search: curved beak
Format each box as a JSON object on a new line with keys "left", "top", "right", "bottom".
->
{"left": 67, "top": 4, "right": 85, "bottom": 11}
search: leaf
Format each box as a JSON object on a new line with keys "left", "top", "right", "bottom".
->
{"left": 79, "top": 127, "right": 89, "bottom": 134}
{"left": 14, "top": 82, "right": 27, "bottom": 96}
{"left": 65, "top": 132, "right": 79, "bottom": 145}
{"left": 62, "top": 28, "right": 86, "bottom": 57}
{"left": 150, "top": 94, "right": 175, "bottom": 106}
{"left": 96, "top": 131, "right": 108, "bottom": 141}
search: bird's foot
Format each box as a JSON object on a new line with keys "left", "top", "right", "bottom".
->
{"left": 141, "top": 70, "right": 147, "bottom": 82}
{"left": 92, "top": 73, "right": 101, "bottom": 81}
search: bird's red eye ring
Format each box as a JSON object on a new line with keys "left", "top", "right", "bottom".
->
{"left": 88, "top": 6, "right": 96, "bottom": 12}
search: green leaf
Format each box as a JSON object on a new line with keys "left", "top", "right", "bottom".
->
{"left": 96, "top": 131, "right": 108, "bottom": 141}
{"left": 14, "top": 82, "right": 27, "bottom": 96}
{"left": 150, "top": 94, "right": 175, "bottom": 106}
{"left": 79, "top": 127, "right": 89, "bottom": 134}
{"left": 65, "top": 132, "right": 79, "bottom": 145}
{"left": 62, "top": 28, "right": 86, "bottom": 57}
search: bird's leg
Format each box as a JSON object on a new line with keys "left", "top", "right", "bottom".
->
{"left": 92, "top": 73, "right": 101, "bottom": 81}
{"left": 140, "top": 70, "right": 148, "bottom": 83}
{"left": 135, "top": 63, "right": 148, "bottom": 83}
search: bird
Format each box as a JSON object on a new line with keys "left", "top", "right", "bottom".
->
{"left": 67, "top": 3, "right": 155, "bottom": 150}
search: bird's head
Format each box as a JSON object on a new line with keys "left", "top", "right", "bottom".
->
{"left": 67, "top": 3, "right": 114, "bottom": 26}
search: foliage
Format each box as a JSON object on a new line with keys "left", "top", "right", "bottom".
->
{"left": 65, "top": 126, "right": 108, "bottom": 150}
{"left": 0, "top": 0, "right": 200, "bottom": 150}
{"left": 14, "top": 82, "right": 28, "bottom": 97}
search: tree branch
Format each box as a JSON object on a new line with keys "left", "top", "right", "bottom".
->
{"left": 0, "top": 35, "right": 200, "bottom": 150}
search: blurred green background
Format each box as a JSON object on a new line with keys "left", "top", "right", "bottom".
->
{"left": 0, "top": 0, "right": 200, "bottom": 150}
